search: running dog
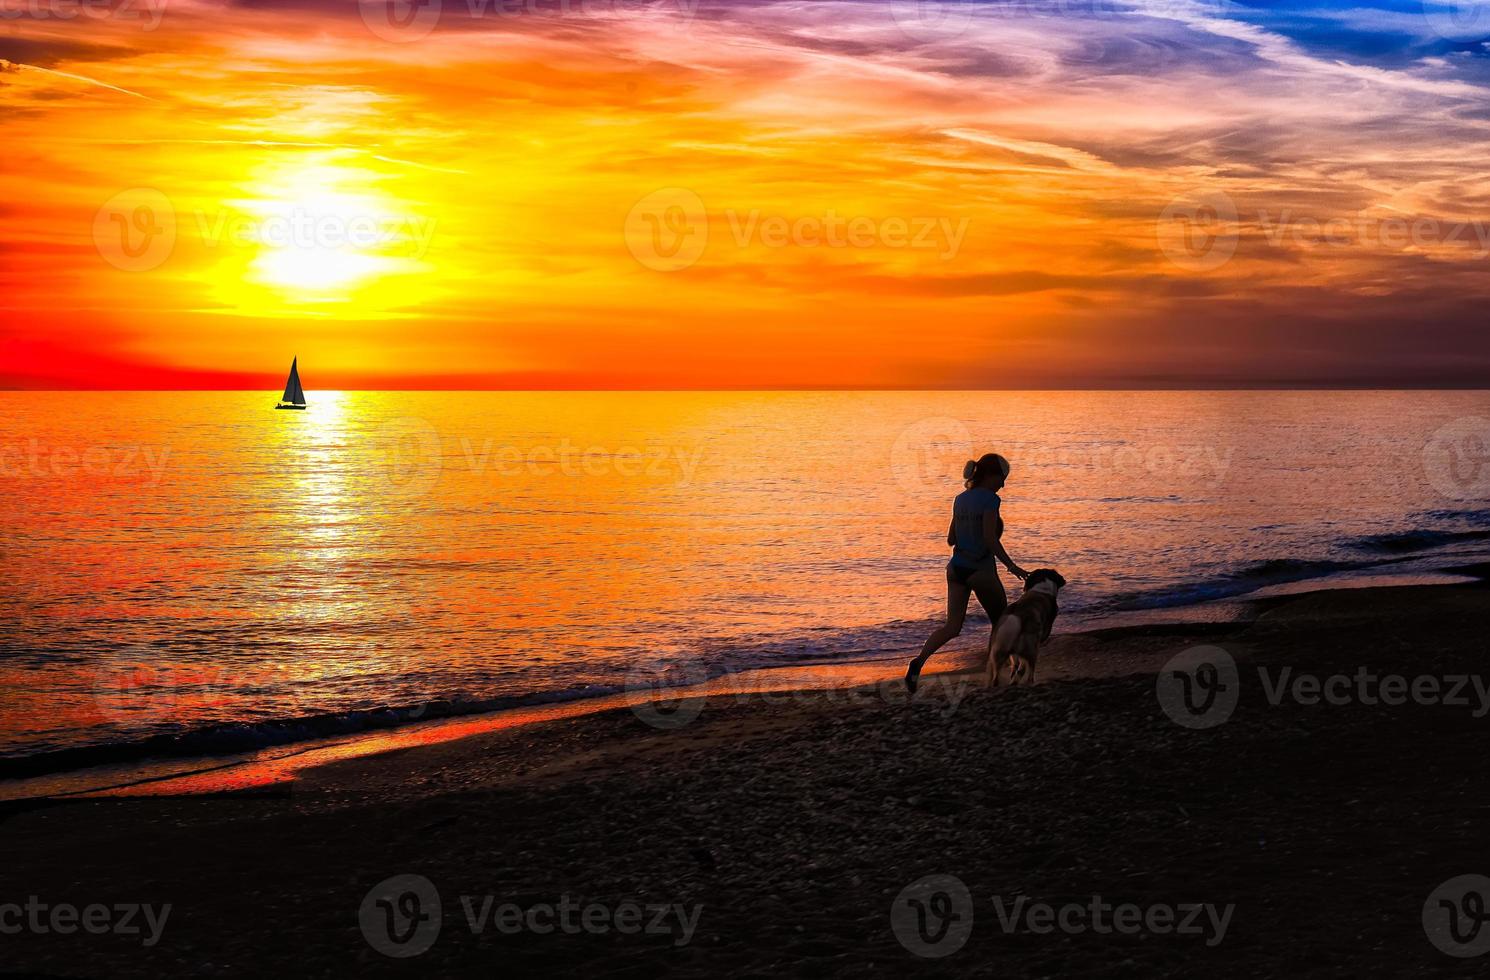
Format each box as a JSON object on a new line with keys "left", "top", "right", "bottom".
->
{"left": 986, "top": 569, "right": 1067, "bottom": 686}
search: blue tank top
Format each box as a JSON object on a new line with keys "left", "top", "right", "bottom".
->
{"left": 950, "top": 488, "right": 1001, "bottom": 571}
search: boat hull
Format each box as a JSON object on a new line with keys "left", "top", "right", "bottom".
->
{"left": 274, "top": 403, "right": 307, "bottom": 410}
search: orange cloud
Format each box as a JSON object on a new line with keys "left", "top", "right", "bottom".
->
{"left": 3, "top": 0, "right": 1490, "bottom": 388}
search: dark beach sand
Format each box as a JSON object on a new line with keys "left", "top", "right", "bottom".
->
{"left": 4, "top": 584, "right": 1489, "bottom": 976}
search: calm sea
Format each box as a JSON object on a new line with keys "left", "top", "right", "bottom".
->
{"left": 3, "top": 390, "right": 1488, "bottom": 773}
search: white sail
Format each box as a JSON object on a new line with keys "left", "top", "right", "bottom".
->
{"left": 281, "top": 357, "right": 306, "bottom": 406}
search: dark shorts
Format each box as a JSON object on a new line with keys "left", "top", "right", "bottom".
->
{"left": 948, "top": 561, "right": 995, "bottom": 587}
{"left": 947, "top": 562, "right": 1007, "bottom": 618}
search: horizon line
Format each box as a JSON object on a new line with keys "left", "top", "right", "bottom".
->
{"left": 4, "top": 385, "right": 1490, "bottom": 393}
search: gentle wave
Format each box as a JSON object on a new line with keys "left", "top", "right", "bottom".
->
{"left": 0, "top": 687, "right": 627, "bottom": 780}
{"left": 1094, "top": 507, "right": 1490, "bottom": 612}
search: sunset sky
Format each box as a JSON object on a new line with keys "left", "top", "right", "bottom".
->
{"left": 3, "top": 0, "right": 1490, "bottom": 389}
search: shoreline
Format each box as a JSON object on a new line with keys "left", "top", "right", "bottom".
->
{"left": 4, "top": 580, "right": 1488, "bottom": 975}
{"left": 5, "top": 564, "right": 1486, "bottom": 803}
{"left": 3, "top": 538, "right": 1485, "bottom": 788}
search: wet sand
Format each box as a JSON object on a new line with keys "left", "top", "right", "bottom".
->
{"left": 3, "top": 583, "right": 1488, "bottom": 976}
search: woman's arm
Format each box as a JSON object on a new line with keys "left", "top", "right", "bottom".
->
{"left": 982, "top": 511, "right": 1027, "bottom": 579}
{"left": 947, "top": 517, "right": 956, "bottom": 548}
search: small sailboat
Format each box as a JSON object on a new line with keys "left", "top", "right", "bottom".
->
{"left": 275, "top": 356, "right": 308, "bottom": 410}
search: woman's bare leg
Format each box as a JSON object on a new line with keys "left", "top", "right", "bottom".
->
{"left": 906, "top": 576, "right": 972, "bottom": 693}
{"left": 970, "top": 571, "right": 1008, "bottom": 661}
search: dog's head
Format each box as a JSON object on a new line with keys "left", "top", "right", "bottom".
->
{"left": 1023, "top": 568, "right": 1067, "bottom": 594}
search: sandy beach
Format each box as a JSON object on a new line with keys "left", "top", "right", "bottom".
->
{"left": 4, "top": 581, "right": 1489, "bottom": 976}
{"left": 11, "top": 0, "right": 1490, "bottom": 972}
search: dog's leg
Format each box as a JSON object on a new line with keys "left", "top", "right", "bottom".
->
{"left": 986, "top": 646, "right": 1008, "bottom": 688}
{"left": 1023, "top": 637, "right": 1040, "bottom": 685}
{"left": 986, "top": 614, "right": 1019, "bottom": 688}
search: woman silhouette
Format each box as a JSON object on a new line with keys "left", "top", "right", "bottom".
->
{"left": 905, "top": 453, "right": 1028, "bottom": 693}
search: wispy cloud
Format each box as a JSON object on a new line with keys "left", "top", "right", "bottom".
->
{"left": 2, "top": 0, "right": 1489, "bottom": 386}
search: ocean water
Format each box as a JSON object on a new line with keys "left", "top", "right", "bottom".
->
{"left": 2, "top": 390, "right": 1488, "bottom": 774}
